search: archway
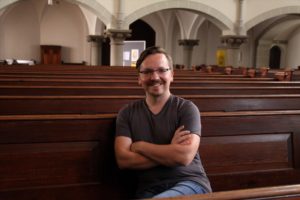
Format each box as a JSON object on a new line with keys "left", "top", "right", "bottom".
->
{"left": 129, "top": 19, "right": 155, "bottom": 48}
{"left": 269, "top": 45, "right": 281, "bottom": 69}
{"left": 123, "top": 0, "right": 233, "bottom": 33}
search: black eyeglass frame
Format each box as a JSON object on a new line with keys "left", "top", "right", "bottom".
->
{"left": 139, "top": 68, "right": 171, "bottom": 75}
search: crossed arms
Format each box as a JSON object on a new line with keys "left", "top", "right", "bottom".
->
{"left": 114, "top": 125, "right": 200, "bottom": 170}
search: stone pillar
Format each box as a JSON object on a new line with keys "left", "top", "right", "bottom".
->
{"left": 116, "top": 0, "right": 125, "bottom": 29}
{"left": 87, "top": 35, "right": 105, "bottom": 66}
{"left": 178, "top": 39, "right": 199, "bottom": 69}
{"left": 104, "top": 29, "right": 131, "bottom": 66}
{"left": 221, "top": 35, "right": 247, "bottom": 67}
{"left": 236, "top": 0, "right": 246, "bottom": 35}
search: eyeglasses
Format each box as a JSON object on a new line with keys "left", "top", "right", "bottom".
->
{"left": 139, "top": 68, "right": 171, "bottom": 77}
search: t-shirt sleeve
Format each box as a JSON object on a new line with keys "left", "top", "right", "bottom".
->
{"left": 115, "top": 105, "right": 132, "bottom": 138}
{"left": 178, "top": 100, "right": 201, "bottom": 136}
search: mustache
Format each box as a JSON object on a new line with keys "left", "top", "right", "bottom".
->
{"left": 145, "top": 79, "right": 164, "bottom": 86}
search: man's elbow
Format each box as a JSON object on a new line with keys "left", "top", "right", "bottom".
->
{"left": 177, "top": 156, "right": 194, "bottom": 166}
{"left": 118, "top": 163, "right": 129, "bottom": 170}
{"left": 172, "top": 152, "right": 195, "bottom": 166}
{"left": 115, "top": 155, "right": 131, "bottom": 169}
{"left": 178, "top": 136, "right": 199, "bottom": 166}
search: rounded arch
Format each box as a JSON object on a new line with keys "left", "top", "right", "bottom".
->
{"left": 245, "top": 6, "right": 300, "bottom": 32}
{"left": 72, "top": 0, "right": 114, "bottom": 27}
{"left": 269, "top": 45, "right": 281, "bottom": 69}
{"left": 123, "top": 0, "right": 233, "bottom": 33}
{"left": 128, "top": 19, "right": 155, "bottom": 48}
{"left": 189, "top": 16, "right": 205, "bottom": 39}
{"left": 0, "top": 0, "right": 19, "bottom": 11}
{"left": 0, "top": 0, "right": 114, "bottom": 27}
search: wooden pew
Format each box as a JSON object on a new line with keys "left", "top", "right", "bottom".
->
{"left": 1, "top": 77, "right": 300, "bottom": 87}
{"left": 0, "top": 73, "right": 249, "bottom": 78}
{"left": 0, "top": 70, "right": 276, "bottom": 78}
{"left": 1, "top": 64, "right": 298, "bottom": 80}
{"left": 1, "top": 94, "right": 300, "bottom": 115}
{"left": 155, "top": 184, "right": 300, "bottom": 200}
{"left": 0, "top": 113, "right": 134, "bottom": 200}
{"left": 0, "top": 65, "right": 228, "bottom": 74}
{"left": 0, "top": 65, "right": 300, "bottom": 199}
{"left": 0, "top": 64, "right": 278, "bottom": 74}
{"left": 0, "top": 76, "right": 275, "bottom": 83}
{"left": 1, "top": 110, "right": 300, "bottom": 199}
{"left": 1, "top": 85, "right": 300, "bottom": 95}
{"left": 0, "top": 73, "right": 253, "bottom": 79}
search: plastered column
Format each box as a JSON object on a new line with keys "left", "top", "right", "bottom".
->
{"left": 178, "top": 39, "right": 199, "bottom": 69}
{"left": 221, "top": 35, "right": 247, "bottom": 67}
{"left": 87, "top": 35, "right": 105, "bottom": 66}
{"left": 104, "top": 29, "right": 131, "bottom": 66}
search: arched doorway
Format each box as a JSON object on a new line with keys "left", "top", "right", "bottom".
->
{"left": 101, "top": 20, "right": 155, "bottom": 66}
{"left": 129, "top": 19, "right": 155, "bottom": 48}
{"left": 269, "top": 45, "right": 281, "bottom": 69}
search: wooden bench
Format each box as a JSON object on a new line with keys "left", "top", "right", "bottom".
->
{"left": 0, "top": 75, "right": 275, "bottom": 83}
{"left": 0, "top": 64, "right": 298, "bottom": 80}
{"left": 0, "top": 73, "right": 249, "bottom": 78}
{"left": 0, "top": 73, "right": 256, "bottom": 79}
{"left": 1, "top": 85, "right": 300, "bottom": 95}
{"left": 1, "top": 77, "right": 300, "bottom": 87}
{"left": 1, "top": 94, "right": 300, "bottom": 114}
{"left": 1, "top": 110, "right": 300, "bottom": 199}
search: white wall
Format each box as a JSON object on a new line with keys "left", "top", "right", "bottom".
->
{"left": 40, "top": 1, "right": 89, "bottom": 63}
{"left": 286, "top": 28, "right": 300, "bottom": 68}
{"left": 286, "top": 27, "right": 300, "bottom": 68}
{"left": 190, "top": 21, "right": 221, "bottom": 66}
{"left": 0, "top": 2, "right": 40, "bottom": 61}
{"left": 244, "top": 0, "right": 300, "bottom": 24}
{"left": 256, "top": 40, "right": 272, "bottom": 67}
{"left": 172, "top": 19, "right": 182, "bottom": 65}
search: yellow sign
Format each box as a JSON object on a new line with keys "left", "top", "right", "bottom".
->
{"left": 217, "top": 49, "right": 226, "bottom": 66}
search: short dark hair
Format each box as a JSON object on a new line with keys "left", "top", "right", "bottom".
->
{"left": 136, "top": 46, "right": 173, "bottom": 71}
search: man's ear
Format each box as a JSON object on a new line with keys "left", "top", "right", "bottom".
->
{"left": 170, "top": 70, "right": 174, "bottom": 82}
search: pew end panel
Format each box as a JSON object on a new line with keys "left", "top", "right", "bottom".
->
{"left": 200, "top": 111, "right": 300, "bottom": 191}
{"left": 0, "top": 115, "right": 136, "bottom": 200}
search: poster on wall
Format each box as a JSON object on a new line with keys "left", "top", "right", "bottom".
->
{"left": 123, "top": 41, "right": 146, "bottom": 67}
{"left": 216, "top": 49, "right": 226, "bottom": 66}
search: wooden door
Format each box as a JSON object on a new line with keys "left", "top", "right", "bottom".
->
{"left": 41, "top": 45, "right": 61, "bottom": 64}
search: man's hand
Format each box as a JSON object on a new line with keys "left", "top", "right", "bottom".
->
{"left": 171, "top": 125, "right": 192, "bottom": 145}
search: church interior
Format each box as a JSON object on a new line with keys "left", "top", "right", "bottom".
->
{"left": 1, "top": 0, "right": 300, "bottom": 199}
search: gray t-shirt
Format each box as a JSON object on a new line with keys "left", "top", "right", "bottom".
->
{"left": 116, "top": 95, "right": 212, "bottom": 193}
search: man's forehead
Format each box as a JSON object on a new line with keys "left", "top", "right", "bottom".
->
{"left": 141, "top": 54, "right": 168, "bottom": 67}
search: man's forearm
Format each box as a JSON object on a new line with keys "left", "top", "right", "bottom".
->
{"left": 115, "top": 136, "right": 158, "bottom": 170}
{"left": 131, "top": 141, "right": 194, "bottom": 167}
{"left": 117, "top": 150, "right": 158, "bottom": 169}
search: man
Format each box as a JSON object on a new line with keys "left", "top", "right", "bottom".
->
{"left": 115, "top": 46, "right": 211, "bottom": 199}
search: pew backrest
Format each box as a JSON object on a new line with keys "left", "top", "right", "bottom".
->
{"left": 1, "top": 85, "right": 300, "bottom": 95}
{"left": 1, "top": 94, "right": 300, "bottom": 114}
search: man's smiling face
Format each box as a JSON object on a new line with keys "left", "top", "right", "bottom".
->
{"left": 138, "top": 53, "right": 174, "bottom": 97}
